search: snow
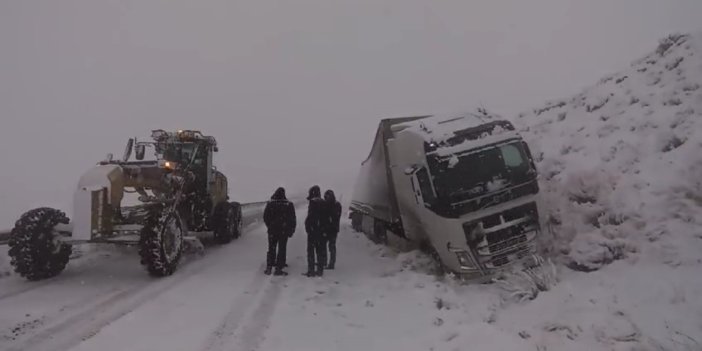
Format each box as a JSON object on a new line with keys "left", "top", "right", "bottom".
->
{"left": 399, "top": 109, "right": 509, "bottom": 146}
{"left": 433, "top": 130, "right": 521, "bottom": 157}
{"left": 2, "top": 32, "right": 702, "bottom": 351}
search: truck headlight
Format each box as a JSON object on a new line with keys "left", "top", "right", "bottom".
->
{"left": 455, "top": 251, "right": 473, "bottom": 268}
{"left": 448, "top": 244, "right": 476, "bottom": 270}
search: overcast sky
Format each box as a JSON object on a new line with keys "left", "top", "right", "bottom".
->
{"left": 1, "top": 0, "right": 701, "bottom": 226}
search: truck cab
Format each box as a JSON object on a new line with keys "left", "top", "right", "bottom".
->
{"left": 350, "top": 111, "right": 541, "bottom": 279}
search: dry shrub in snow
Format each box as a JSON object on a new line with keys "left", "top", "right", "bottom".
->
{"left": 493, "top": 255, "right": 559, "bottom": 303}
{"left": 656, "top": 34, "right": 688, "bottom": 56}
{"left": 563, "top": 169, "right": 617, "bottom": 205}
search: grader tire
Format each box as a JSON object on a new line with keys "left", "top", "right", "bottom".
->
{"left": 230, "top": 202, "right": 243, "bottom": 239}
{"left": 8, "top": 207, "right": 72, "bottom": 281}
{"left": 213, "top": 203, "right": 234, "bottom": 245}
{"left": 139, "top": 206, "right": 185, "bottom": 277}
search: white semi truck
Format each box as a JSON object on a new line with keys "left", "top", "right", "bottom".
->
{"left": 349, "top": 110, "right": 542, "bottom": 279}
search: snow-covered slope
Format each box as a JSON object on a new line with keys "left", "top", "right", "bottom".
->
{"left": 517, "top": 33, "right": 702, "bottom": 272}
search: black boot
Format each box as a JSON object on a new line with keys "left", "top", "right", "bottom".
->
{"left": 303, "top": 270, "right": 317, "bottom": 277}
{"left": 274, "top": 269, "right": 288, "bottom": 276}
{"left": 264, "top": 266, "right": 272, "bottom": 275}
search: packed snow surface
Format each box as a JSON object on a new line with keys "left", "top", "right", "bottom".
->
{"left": 1, "top": 32, "right": 702, "bottom": 351}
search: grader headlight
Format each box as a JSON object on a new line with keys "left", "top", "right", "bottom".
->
{"left": 160, "top": 160, "right": 177, "bottom": 170}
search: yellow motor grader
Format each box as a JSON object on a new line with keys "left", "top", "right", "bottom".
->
{"left": 8, "top": 129, "right": 242, "bottom": 280}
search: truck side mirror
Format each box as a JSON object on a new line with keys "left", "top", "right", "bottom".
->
{"left": 122, "top": 138, "right": 134, "bottom": 162}
{"left": 135, "top": 144, "right": 146, "bottom": 160}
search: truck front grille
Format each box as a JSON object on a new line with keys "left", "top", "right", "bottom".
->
{"left": 488, "top": 233, "right": 527, "bottom": 253}
{"left": 463, "top": 201, "right": 539, "bottom": 268}
{"left": 489, "top": 246, "right": 531, "bottom": 268}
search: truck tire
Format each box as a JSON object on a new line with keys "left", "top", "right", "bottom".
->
{"left": 374, "top": 219, "right": 388, "bottom": 245}
{"left": 421, "top": 242, "right": 448, "bottom": 276}
{"left": 139, "top": 206, "right": 185, "bottom": 277}
{"left": 350, "top": 212, "right": 362, "bottom": 232}
{"left": 8, "top": 207, "right": 72, "bottom": 281}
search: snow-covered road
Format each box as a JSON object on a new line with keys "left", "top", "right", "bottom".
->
{"left": 2, "top": 208, "right": 702, "bottom": 351}
{"left": 0, "top": 205, "right": 505, "bottom": 351}
{"left": 0, "top": 205, "right": 277, "bottom": 351}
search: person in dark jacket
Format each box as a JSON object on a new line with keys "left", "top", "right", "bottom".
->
{"left": 263, "top": 187, "right": 296, "bottom": 276}
{"left": 304, "top": 185, "right": 326, "bottom": 277}
{"left": 323, "top": 190, "right": 342, "bottom": 269}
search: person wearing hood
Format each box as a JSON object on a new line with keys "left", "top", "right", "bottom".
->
{"left": 263, "top": 187, "right": 296, "bottom": 276}
{"left": 323, "top": 190, "right": 342, "bottom": 270}
{"left": 304, "top": 185, "right": 326, "bottom": 277}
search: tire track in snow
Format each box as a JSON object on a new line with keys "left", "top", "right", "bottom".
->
{"left": 201, "top": 263, "right": 270, "bottom": 351}
{"left": 234, "top": 276, "right": 285, "bottom": 351}
{"left": 3, "top": 210, "right": 267, "bottom": 351}
{"left": 0, "top": 202, "right": 264, "bottom": 302}
{"left": 0, "top": 250, "right": 109, "bottom": 301}
{"left": 4, "top": 254, "right": 215, "bottom": 351}
{"left": 203, "top": 205, "right": 307, "bottom": 351}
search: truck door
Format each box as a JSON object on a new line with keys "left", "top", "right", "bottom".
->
{"left": 410, "top": 167, "right": 437, "bottom": 208}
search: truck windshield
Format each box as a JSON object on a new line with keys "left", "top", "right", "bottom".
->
{"left": 428, "top": 141, "right": 533, "bottom": 205}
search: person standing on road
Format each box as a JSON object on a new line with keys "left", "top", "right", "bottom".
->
{"left": 304, "top": 185, "right": 326, "bottom": 277}
{"left": 263, "top": 187, "right": 296, "bottom": 276}
{"left": 323, "top": 190, "right": 342, "bottom": 270}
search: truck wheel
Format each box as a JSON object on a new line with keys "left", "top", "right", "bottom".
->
{"left": 350, "top": 212, "right": 362, "bottom": 232}
{"left": 421, "top": 242, "right": 448, "bottom": 277}
{"left": 8, "top": 207, "right": 72, "bottom": 281}
{"left": 139, "top": 206, "right": 185, "bottom": 277}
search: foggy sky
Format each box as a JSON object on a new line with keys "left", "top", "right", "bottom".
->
{"left": 1, "top": 0, "right": 701, "bottom": 226}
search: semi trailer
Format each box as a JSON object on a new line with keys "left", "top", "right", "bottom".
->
{"left": 349, "top": 110, "right": 542, "bottom": 280}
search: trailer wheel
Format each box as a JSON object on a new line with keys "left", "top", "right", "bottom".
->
{"left": 8, "top": 207, "right": 72, "bottom": 281}
{"left": 139, "top": 206, "right": 185, "bottom": 277}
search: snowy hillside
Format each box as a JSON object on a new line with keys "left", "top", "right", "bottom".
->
{"left": 518, "top": 33, "right": 702, "bottom": 271}
{"left": 503, "top": 32, "right": 702, "bottom": 350}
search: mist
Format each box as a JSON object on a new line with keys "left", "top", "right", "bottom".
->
{"left": 1, "top": 0, "right": 700, "bottom": 227}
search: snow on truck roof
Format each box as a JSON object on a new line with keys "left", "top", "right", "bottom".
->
{"left": 392, "top": 109, "right": 522, "bottom": 156}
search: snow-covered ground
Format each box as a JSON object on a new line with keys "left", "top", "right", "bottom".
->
{"left": 2, "top": 32, "right": 702, "bottom": 351}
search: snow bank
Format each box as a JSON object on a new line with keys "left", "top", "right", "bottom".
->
{"left": 516, "top": 32, "right": 702, "bottom": 273}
